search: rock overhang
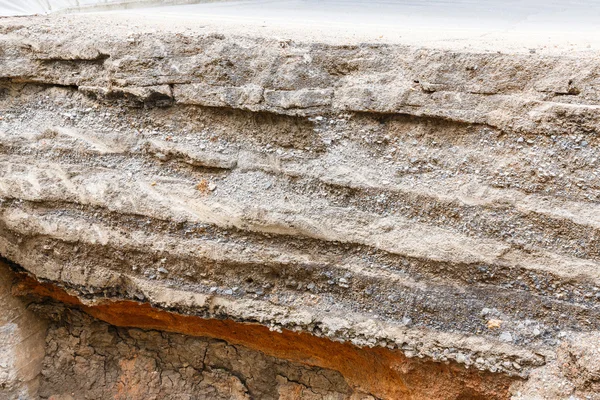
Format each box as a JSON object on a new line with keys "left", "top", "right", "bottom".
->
{"left": 1, "top": 7, "right": 600, "bottom": 399}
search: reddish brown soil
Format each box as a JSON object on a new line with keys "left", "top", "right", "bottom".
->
{"left": 12, "top": 273, "right": 515, "bottom": 400}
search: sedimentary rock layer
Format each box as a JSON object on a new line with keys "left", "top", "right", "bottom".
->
{"left": 10, "top": 268, "right": 515, "bottom": 399}
{"left": 1, "top": 12, "right": 600, "bottom": 399}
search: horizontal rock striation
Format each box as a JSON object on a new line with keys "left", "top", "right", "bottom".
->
{"left": 1, "top": 12, "right": 600, "bottom": 400}
{"left": 11, "top": 270, "right": 515, "bottom": 399}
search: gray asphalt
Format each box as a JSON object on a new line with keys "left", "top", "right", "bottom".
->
{"left": 2, "top": 1, "right": 599, "bottom": 52}
{"left": 113, "top": 0, "right": 600, "bottom": 33}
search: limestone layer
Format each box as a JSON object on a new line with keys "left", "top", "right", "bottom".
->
{"left": 1, "top": 12, "right": 600, "bottom": 400}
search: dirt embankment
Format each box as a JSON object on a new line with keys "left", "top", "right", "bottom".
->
{"left": 1, "top": 12, "right": 600, "bottom": 400}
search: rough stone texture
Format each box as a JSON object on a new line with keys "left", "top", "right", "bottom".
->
{"left": 512, "top": 332, "right": 600, "bottom": 400}
{"left": 1, "top": 11, "right": 600, "bottom": 400}
{"left": 11, "top": 272, "right": 516, "bottom": 400}
{"left": 36, "top": 304, "right": 365, "bottom": 400}
{"left": 0, "top": 262, "right": 47, "bottom": 399}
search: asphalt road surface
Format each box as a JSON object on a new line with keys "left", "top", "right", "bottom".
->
{"left": 1, "top": 1, "right": 599, "bottom": 51}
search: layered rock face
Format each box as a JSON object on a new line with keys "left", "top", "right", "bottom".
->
{"left": 1, "top": 12, "right": 600, "bottom": 400}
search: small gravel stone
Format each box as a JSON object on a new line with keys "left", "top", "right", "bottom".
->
{"left": 499, "top": 332, "right": 513, "bottom": 342}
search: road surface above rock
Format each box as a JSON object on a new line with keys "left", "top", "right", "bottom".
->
{"left": 3, "top": 0, "right": 600, "bottom": 53}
